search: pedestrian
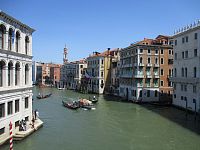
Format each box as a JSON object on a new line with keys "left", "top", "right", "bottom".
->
{"left": 23, "top": 120, "right": 27, "bottom": 131}
{"left": 32, "top": 117, "right": 35, "bottom": 129}
{"left": 36, "top": 110, "right": 39, "bottom": 119}
{"left": 34, "top": 110, "right": 37, "bottom": 120}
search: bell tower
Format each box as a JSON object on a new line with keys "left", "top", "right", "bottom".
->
{"left": 63, "top": 44, "right": 68, "bottom": 64}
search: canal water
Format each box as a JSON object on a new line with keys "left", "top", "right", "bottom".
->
{"left": 1, "top": 87, "right": 200, "bottom": 150}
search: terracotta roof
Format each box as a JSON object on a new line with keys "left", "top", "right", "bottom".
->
{"left": 87, "top": 48, "right": 119, "bottom": 58}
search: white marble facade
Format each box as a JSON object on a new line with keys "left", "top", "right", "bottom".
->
{"left": 0, "top": 10, "right": 35, "bottom": 145}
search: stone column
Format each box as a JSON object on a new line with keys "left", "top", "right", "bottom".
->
{"left": 3, "top": 65, "right": 8, "bottom": 87}
{"left": 4, "top": 31, "right": 8, "bottom": 50}
{"left": 11, "top": 66, "right": 15, "bottom": 86}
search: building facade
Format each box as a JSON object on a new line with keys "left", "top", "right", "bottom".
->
{"left": 85, "top": 48, "right": 119, "bottom": 94}
{"left": 50, "top": 64, "right": 61, "bottom": 87}
{"left": 171, "top": 20, "right": 200, "bottom": 112}
{"left": 119, "top": 35, "right": 173, "bottom": 102}
{"left": 0, "top": 11, "right": 35, "bottom": 144}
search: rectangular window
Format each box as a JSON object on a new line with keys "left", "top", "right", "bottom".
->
{"left": 185, "top": 51, "right": 188, "bottom": 58}
{"left": 25, "top": 97, "right": 29, "bottom": 109}
{"left": 181, "top": 84, "right": 183, "bottom": 91}
{"left": 182, "top": 52, "right": 184, "bottom": 59}
{"left": 101, "top": 60, "right": 104, "bottom": 65}
{"left": 15, "top": 99, "right": 19, "bottom": 113}
{"left": 186, "top": 36, "right": 188, "bottom": 42}
{"left": 184, "top": 85, "right": 187, "bottom": 91}
{"left": 195, "top": 33, "right": 198, "bottom": 39}
{"left": 182, "top": 37, "right": 185, "bottom": 43}
{"left": 175, "top": 53, "right": 177, "bottom": 60}
{"left": 194, "top": 49, "right": 197, "bottom": 57}
{"left": 140, "top": 49, "right": 143, "bottom": 53}
{"left": 8, "top": 101, "right": 13, "bottom": 115}
{"left": 193, "top": 85, "right": 197, "bottom": 93}
{"left": 0, "top": 103, "right": 5, "bottom": 118}
{"left": 161, "top": 49, "right": 164, "bottom": 54}
{"left": 155, "top": 49, "right": 158, "bottom": 54}
{"left": 175, "top": 40, "right": 177, "bottom": 46}
{"left": 0, "top": 127, "right": 5, "bottom": 135}
{"left": 148, "top": 49, "right": 151, "bottom": 54}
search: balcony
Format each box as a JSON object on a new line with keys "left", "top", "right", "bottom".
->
{"left": 146, "top": 63, "right": 152, "bottom": 67}
{"left": 139, "top": 63, "right": 145, "bottom": 67}
{"left": 153, "top": 75, "right": 160, "bottom": 78}
{"left": 134, "top": 74, "right": 144, "bottom": 78}
{"left": 146, "top": 75, "right": 152, "bottom": 78}
{"left": 154, "top": 64, "right": 159, "bottom": 67}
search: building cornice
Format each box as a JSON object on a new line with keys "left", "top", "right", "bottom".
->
{"left": 172, "top": 25, "right": 200, "bottom": 38}
{"left": 0, "top": 10, "right": 35, "bottom": 34}
{"left": 0, "top": 87, "right": 33, "bottom": 95}
{"left": 0, "top": 49, "right": 33, "bottom": 59}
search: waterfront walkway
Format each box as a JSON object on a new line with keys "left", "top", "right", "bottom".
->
{"left": 13, "top": 118, "right": 43, "bottom": 141}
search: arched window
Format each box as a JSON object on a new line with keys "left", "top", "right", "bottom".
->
{"left": 8, "top": 28, "right": 13, "bottom": 51}
{"left": 25, "top": 36, "right": 29, "bottom": 55}
{"left": 0, "top": 25, "right": 6, "bottom": 49}
{"left": 140, "top": 57, "right": 143, "bottom": 63}
{"left": 15, "top": 31, "right": 20, "bottom": 52}
{"left": 8, "top": 61, "right": 13, "bottom": 86}
{"left": 15, "top": 63, "right": 20, "bottom": 86}
{"left": 0, "top": 60, "right": 6, "bottom": 87}
{"left": 25, "top": 64, "right": 29, "bottom": 85}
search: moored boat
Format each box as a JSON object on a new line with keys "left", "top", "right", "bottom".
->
{"left": 62, "top": 100, "right": 80, "bottom": 110}
{"left": 89, "top": 96, "right": 98, "bottom": 103}
{"left": 37, "top": 93, "right": 52, "bottom": 99}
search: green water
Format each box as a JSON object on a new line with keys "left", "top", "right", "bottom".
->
{"left": 1, "top": 87, "right": 200, "bottom": 150}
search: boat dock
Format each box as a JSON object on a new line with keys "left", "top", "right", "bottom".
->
{"left": 13, "top": 118, "right": 43, "bottom": 141}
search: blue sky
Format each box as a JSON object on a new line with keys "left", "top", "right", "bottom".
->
{"left": 1, "top": 0, "right": 200, "bottom": 63}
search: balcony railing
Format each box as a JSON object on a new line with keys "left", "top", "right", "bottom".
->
{"left": 147, "top": 75, "right": 152, "bottom": 78}
{"left": 154, "top": 64, "right": 159, "bottom": 67}
{"left": 134, "top": 74, "right": 144, "bottom": 78}
{"left": 139, "top": 63, "right": 145, "bottom": 67}
{"left": 146, "top": 63, "right": 153, "bottom": 67}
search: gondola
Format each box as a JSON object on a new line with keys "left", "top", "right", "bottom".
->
{"left": 81, "top": 104, "right": 96, "bottom": 110}
{"left": 62, "top": 100, "right": 80, "bottom": 110}
{"left": 37, "top": 93, "right": 52, "bottom": 99}
{"left": 89, "top": 98, "right": 98, "bottom": 103}
{"left": 88, "top": 96, "right": 98, "bottom": 103}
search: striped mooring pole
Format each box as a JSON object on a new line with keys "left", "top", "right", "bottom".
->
{"left": 9, "top": 122, "right": 13, "bottom": 150}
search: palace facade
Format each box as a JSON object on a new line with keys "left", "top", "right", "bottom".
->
{"left": 0, "top": 11, "right": 35, "bottom": 144}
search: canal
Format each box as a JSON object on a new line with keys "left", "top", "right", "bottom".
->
{"left": 1, "top": 87, "right": 200, "bottom": 150}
